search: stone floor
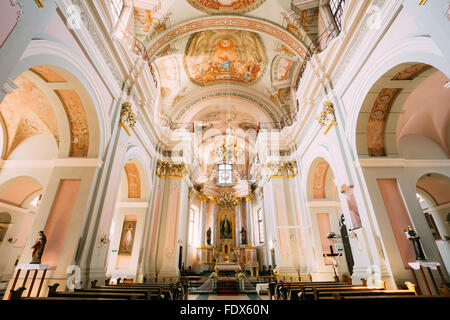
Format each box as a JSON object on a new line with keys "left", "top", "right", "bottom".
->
{"left": 189, "top": 293, "right": 270, "bottom": 300}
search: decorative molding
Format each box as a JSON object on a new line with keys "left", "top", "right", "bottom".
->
{"left": 10, "top": 0, "right": 24, "bottom": 22}
{"left": 316, "top": 101, "right": 337, "bottom": 135}
{"left": 308, "top": 200, "right": 341, "bottom": 208}
{"left": 185, "top": 0, "right": 266, "bottom": 15}
{"left": 357, "top": 158, "right": 450, "bottom": 168}
{"left": 117, "top": 201, "right": 149, "bottom": 208}
{"left": 1, "top": 78, "right": 18, "bottom": 95}
{"left": 216, "top": 191, "right": 240, "bottom": 208}
{"left": 0, "top": 158, "right": 103, "bottom": 169}
{"left": 147, "top": 16, "right": 308, "bottom": 60}
{"left": 366, "top": 88, "right": 401, "bottom": 156}
{"left": 155, "top": 160, "right": 189, "bottom": 178}
{"left": 173, "top": 88, "right": 281, "bottom": 123}
{"left": 262, "top": 160, "right": 298, "bottom": 178}
{"left": 391, "top": 63, "right": 432, "bottom": 80}
{"left": 70, "top": 0, "right": 124, "bottom": 87}
{"left": 118, "top": 102, "right": 138, "bottom": 136}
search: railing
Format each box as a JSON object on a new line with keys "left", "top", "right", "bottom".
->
{"left": 295, "top": 22, "right": 340, "bottom": 90}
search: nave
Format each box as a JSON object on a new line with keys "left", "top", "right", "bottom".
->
{"left": 0, "top": 0, "right": 449, "bottom": 310}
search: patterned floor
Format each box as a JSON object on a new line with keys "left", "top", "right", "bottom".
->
{"left": 189, "top": 293, "right": 269, "bottom": 300}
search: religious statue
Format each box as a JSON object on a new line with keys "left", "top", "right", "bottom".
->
{"left": 405, "top": 226, "right": 426, "bottom": 261}
{"left": 206, "top": 227, "right": 212, "bottom": 245}
{"left": 30, "top": 231, "right": 46, "bottom": 264}
{"left": 240, "top": 227, "right": 247, "bottom": 245}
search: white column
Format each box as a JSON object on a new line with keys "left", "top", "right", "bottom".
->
{"left": 200, "top": 198, "right": 207, "bottom": 245}
{"left": 245, "top": 197, "right": 253, "bottom": 244}
{"left": 236, "top": 201, "right": 242, "bottom": 245}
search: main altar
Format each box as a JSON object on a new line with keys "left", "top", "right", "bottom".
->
{"left": 191, "top": 178, "right": 260, "bottom": 275}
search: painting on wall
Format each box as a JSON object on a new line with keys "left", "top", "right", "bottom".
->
{"left": 341, "top": 184, "right": 363, "bottom": 230}
{"left": 186, "top": 0, "right": 266, "bottom": 14}
{"left": 118, "top": 220, "right": 136, "bottom": 256}
{"left": 184, "top": 30, "right": 267, "bottom": 86}
{"left": 218, "top": 209, "right": 234, "bottom": 241}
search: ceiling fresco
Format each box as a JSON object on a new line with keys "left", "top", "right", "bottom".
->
{"left": 185, "top": 0, "right": 266, "bottom": 15}
{"left": 184, "top": 30, "right": 267, "bottom": 86}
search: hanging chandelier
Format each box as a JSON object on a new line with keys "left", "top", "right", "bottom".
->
{"left": 214, "top": 119, "right": 244, "bottom": 163}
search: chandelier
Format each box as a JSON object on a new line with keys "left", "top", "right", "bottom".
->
{"left": 214, "top": 119, "right": 244, "bottom": 162}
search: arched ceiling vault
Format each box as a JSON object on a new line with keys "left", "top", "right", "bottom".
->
{"left": 129, "top": 1, "right": 321, "bottom": 126}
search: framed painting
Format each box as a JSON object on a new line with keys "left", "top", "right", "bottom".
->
{"left": 218, "top": 209, "right": 234, "bottom": 241}
{"left": 118, "top": 220, "right": 136, "bottom": 256}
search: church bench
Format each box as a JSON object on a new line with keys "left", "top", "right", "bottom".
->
{"left": 98, "top": 282, "right": 185, "bottom": 300}
{"left": 282, "top": 283, "right": 364, "bottom": 300}
{"left": 329, "top": 295, "right": 450, "bottom": 301}
{"left": 316, "top": 289, "right": 416, "bottom": 300}
{"left": 9, "top": 287, "right": 127, "bottom": 301}
{"left": 75, "top": 287, "right": 161, "bottom": 300}
{"left": 309, "top": 286, "right": 385, "bottom": 300}
{"left": 48, "top": 284, "right": 145, "bottom": 300}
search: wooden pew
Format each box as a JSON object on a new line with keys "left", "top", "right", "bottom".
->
{"left": 9, "top": 287, "right": 127, "bottom": 301}
{"left": 317, "top": 289, "right": 416, "bottom": 300}
{"left": 280, "top": 281, "right": 363, "bottom": 300}
{"left": 75, "top": 287, "right": 159, "bottom": 300}
{"left": 95, "top": 280, "right": 185, "bottom": 300}
{"left": 48, "top": 283, "right": 145, "bottom": 300}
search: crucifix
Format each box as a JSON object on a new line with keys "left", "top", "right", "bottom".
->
{"left": 323, "top": 245, "right": 342, "bottom": 282}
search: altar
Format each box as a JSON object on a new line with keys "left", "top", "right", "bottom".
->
{"left": 214, "top": 263, "right": 241, "bottom": 277}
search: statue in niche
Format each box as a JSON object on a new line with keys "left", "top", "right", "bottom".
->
{"left": 30, "top": 231, "right": 46, "bottom": 264}
{"left": 240, "top": 227, "right": 248, "bottom": 245}
{"left": 206, "top": 227, "right": 212, "bottom": 245}
{"left": 405, "top": 226, "right": 426, "bottom": 261}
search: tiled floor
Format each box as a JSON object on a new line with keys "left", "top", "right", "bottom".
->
{"left": 189, "top": 293, "right": 269, "bottom": 300}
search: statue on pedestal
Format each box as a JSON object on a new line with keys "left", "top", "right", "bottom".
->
{"left": 206, "top": 227, "right": 212, "bottom": 245}
{"left": 30, "top": 231, "right": 46, "bottom": 264}
{"left": 405, "top": 226, "right": 426, "bottom": 261}
{"left": 240, "top": 227, "right": 247, "bottom": 245}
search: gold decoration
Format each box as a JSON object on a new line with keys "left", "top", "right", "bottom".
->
{"left": 155, "top": 160, "right": 188, "bottom": 178}
{"left": 119, "top": 102, "right": 138, "bottom": 136}
{"left": 199, "top": 193, "right": 208, "bottom": 202}
{"left": 262, "top": 160, "right": 298, "bottom": 178}
{"left": 217, "top": 191, "right": 240, "bottom": 208}
{"left": 35, "top": 0, "right": 45, "bottom": 8}
{"left": 316, "top": 101, "right": 337, "bottom": 134}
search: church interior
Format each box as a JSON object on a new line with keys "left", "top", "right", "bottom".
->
{"left": 0, "top": 0, "right": 449, "bottom": 303}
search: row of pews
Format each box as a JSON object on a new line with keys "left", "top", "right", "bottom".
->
{"left": 269, "top": 279, "right": 450, "bottom": 301}
{"left": 9, "top": 278, "right": 189, "bottom": 301}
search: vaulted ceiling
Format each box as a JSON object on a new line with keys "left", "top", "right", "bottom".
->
{"left": 128, "top": 0, "right": 320, "bottom": 127}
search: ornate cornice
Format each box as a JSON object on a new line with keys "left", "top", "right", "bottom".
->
{"left": 172, "top": 87, "right": 281, "bottom": 123}
{"left": 147, "top": 16, "right": 308, "bottom": 60}
{"left": 70, "top": 0, "right": 123, "bottom": 88}
{"left": 262, "top": 160, "right": 298, "bottom": 178}
{"left": 155, "top": 160, "right": 189, "bottom": 178}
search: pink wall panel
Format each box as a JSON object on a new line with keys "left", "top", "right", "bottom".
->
{"left": 149, "top": 187, "right": 161, "bottom": 254}
{"left": 42, "top": 180, "right": 81, "bottom": 268}
{"left": 377, "top": 179, "right": 416, "bottom": 267}
{"left": 166, "top": 186, "right": 179, "bottom": 255}
{"left": 317, "top": 212, "right": 335, "bottom": 265}
{"left": 0, "top": 1, "right": 20, "bottom": 48}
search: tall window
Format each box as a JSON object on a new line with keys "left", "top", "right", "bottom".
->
{"left": 218, "top": 163, "right": 233, "bottom": 185}
{"left": 188, "top": 208, "right": 195, "bottom": 245}
{"left": 111, "top": 0, "right": 124, "bottom": 26}
{"left": 257, "top": 208, "right": 265, "bottom": 244}
{"left": 329, "top": 0, "right": 345, "bottom": 31}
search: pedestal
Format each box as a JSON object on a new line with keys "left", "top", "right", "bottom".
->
{"left": 9, "top": 264, "right": 49, "bottom": 299}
